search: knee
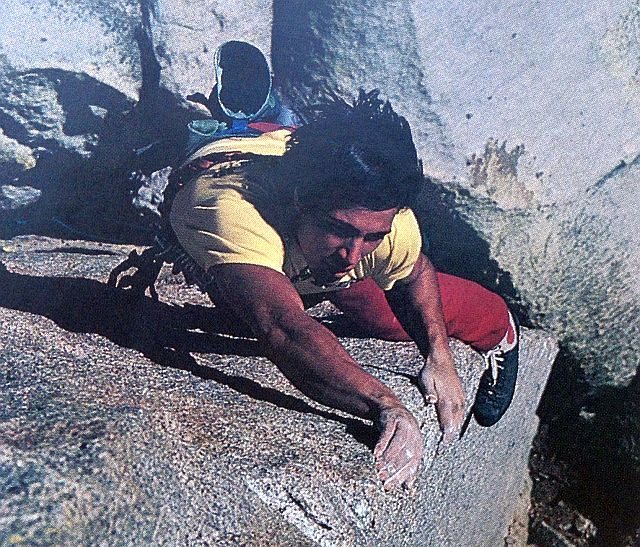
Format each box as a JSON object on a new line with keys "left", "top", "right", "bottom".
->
{"left": 437, "top": 273, "right": 510, "bottom": 351}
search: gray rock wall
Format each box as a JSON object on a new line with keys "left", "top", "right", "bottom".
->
{"left": 0, "top": 0, "right": 272, "bottom": 238}
{"left": 272, "top": 0, "right": 452, "bottom": 175}
{"left": 2, "top": 0, "right": 272, "bottom": 105}
{"left": 1, "top": 0, "right": 638, "bottom": 483}
{"left": 417, "top": 0, "right": 640, "bottom": 393}
{"left": 0, "top": 238, "right": 557, "bottom": 545}
{"left": 272, "top": 1, "right": 640, "bottom": 398}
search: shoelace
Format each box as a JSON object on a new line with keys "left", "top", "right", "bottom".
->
{"left": 483, "top": 349, "right": 505, "bottom": 388}
{"left": 482, "top": 311, "right": 517, "bottom": 391}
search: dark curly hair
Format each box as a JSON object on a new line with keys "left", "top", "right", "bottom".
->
{"left": 275, "top": 89, "right": 424, "bottom": 214}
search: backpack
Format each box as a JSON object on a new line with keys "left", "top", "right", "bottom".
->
{"left": 107, "top": 117, "right": 290, "bottom": 300}
{"left": 109, "top": 40, "right": 300, "bottom": 297}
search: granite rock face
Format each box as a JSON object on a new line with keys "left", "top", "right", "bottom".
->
{"left": 3, "top": 0, "right": 636, "bottom": 396}
{"left": 2, "top": 0, "right": 639, "bottom": 512}
{"left": 0, "top": 0, "right": 272, "bottom": 237}
{"left": 2, "top": 0, "right": 272, "bottom": 121}
{"left": 272, "top": 0, "right": 640, "bottom": 396}
{"left": 418, "top": 169, "right": 640, "bottom": 393}
{"left": 272, "top": 0, "right": 453, "bottom": 177}
{"left": 0, "top": 237, "right": 557, "bottom": 546}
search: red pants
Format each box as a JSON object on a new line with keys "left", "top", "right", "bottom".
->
{"left": 326, "top": 274, "right": 509, "bottom": 352}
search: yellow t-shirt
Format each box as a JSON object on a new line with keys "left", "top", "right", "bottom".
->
{"left": 170, "top": 131, "right": 422, "bottom": 295}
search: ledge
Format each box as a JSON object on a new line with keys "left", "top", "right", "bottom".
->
{"left": 0, "top": 237, "right": 557, "bottom": 545}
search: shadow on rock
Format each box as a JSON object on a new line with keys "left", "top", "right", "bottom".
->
{"left": 532, "top": 348, "right": 640, "bottom": 544}
{"left": 417, "top": 179, "right": 527, "bottom": 320}
{"left": 1, "top": 68, "right": 193, "bottom": 245}
{"left": 0, "top": 264, "right": 374, "bottom": 447}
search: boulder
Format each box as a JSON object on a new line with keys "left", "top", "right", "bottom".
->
{"left": 1, "top": 0, "right": 272, "bottom": 116}
{"left": 2, "top": 0, "right": 637, "bottom": 526}
{"left": 271, "top": 0, "right": 640, "bottom": 399}
{"left": 0, "top": 0, "right": 272, "bottom": 237}
{"left": 0, "top": 236, "right": 557, "bottom": 545}
{"left": 2, "top": 0, "right": 637, "bottom": 394}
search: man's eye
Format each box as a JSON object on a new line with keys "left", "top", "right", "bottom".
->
{"left": 336, "top": 228, "right": 355, "bottom": 238}
{"left": 321, "top": 222, "right": 353, "bottom": 238}
{"left": 364, "top": 234, "right": 385, "bottom": 242}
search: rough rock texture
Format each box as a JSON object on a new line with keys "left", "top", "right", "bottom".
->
{"left": 2, "top": 0, "right": 272, "bottom": 106}
{"left": 0, "top": 0, "right": 273, "bottom": 238}
{"left": 0, "top": 237, "right": 557, "bottom": 545}
{"left": 272, "top": 0, "right": 453, "bottom": 176}
{"left": 3, "top": 0, "right": 636, "bottom": 396}
{"left": 2, "top": 0, "right": 639, "bottom": 532}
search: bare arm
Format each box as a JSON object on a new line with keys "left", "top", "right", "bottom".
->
{"left": 386, "top": 253, "right": 465, "bottom": 442}
{"left": 209, "top": 263, "right": 423, "bottom": 489}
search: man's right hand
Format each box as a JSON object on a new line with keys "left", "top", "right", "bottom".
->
{"left": 210, "top": 264, "right": 424, "bottom": 489}
{"left": 374, "top": 406, "right": 424, "bottom": 490}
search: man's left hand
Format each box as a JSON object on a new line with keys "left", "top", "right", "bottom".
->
{"left": 418, "top": 347, "right": 466, "bottom": 444}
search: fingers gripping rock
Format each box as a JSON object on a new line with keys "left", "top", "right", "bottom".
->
{"left": 418, "top": 367, "right": 438, "bottom": 404}
{"left": 418, "top": 364, "right": 466, "bottom": 445}
{"left": 374, "top": 407, "right": 424, "bottom": 490}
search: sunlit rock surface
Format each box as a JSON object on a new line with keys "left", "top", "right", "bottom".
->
{"left": 273, "top": 0, "right": 640, "bottom": 395}
{"left": 0, "top": 238, "right": 557, "bottom": 545}
{"left": 0, "top": 0, "right": 272, "bottom": 237}
{"left": 1, "top": 0, "right": 638, "bottom": 531}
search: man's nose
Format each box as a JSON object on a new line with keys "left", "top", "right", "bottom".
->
{"left": 340, "top": 237, "right": 363, "bottom": 265}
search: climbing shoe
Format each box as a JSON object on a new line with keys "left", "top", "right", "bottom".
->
{"left": 214, "top": 40, "right": 275, "bottom": 121}
{"left": 472, "top": 311, "right": 520, "bottom": 427}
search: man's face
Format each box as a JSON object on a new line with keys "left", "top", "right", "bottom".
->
{"left": 295, "top": 207, "right": 398, "bottom": 285}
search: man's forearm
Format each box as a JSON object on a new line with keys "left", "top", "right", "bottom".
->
{"left": 386, "top": 253, "right": 450, "bottom": 357}
{"left": 258, "top": 312, "right": 404, "bottom": 420}
{"left": 209, "top": 263, "right": 405, "bottom": 420}
{"left": 208, "top": 264, "right": 425, "bottom": 489}
{"left": 386, "top": 253, "right": 466, "bottom": 439}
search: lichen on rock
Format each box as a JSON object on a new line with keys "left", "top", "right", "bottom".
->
{"left": 468, "top": 139, "right": 536, "bottom": 210}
